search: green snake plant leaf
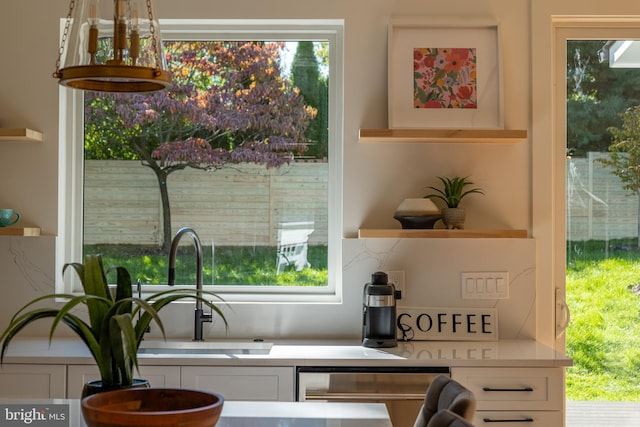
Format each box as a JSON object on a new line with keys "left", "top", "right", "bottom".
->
{"left": 110, "top": 313, "right": 138, "bottom": 386}
{"left": 149, "top": 288, "right": 228, "bottom": 327}
{"left": 63, "top": 256, "right": 111, "bottom": 337}
{"left": 97, "top": 304, "right": 126, "bottom": 386}
{"left": 6, "top": 293, "right": 77, "bottom": 325}
{"left": 0, "top": 309, "right": 66, "bottom": 362}
{"left": 133, "top": 289, "right": 228, "bottom": 345}
{"left": 57, "top": 311, "right": 103, "bottom": 364}
{"left": 112, "top": 265, "right": 133, "bottom": 314}
{"left": 49, "top": 294, "right": 110, "bottom": 343}
{"left": 132, "top": 298, "right": 166, "bottom": 344}
{"left": 0, "top": 308, "right": 101, "bottom": 369}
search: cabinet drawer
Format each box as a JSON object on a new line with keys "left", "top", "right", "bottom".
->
{"left": 0, "top": 364, "right": 66, "bottom": 398}
{"left": 452, "top": 368, "right": 563, "bottom": 411}
{"left": 67, "top": 365, "right": 181, "bottom": 398}
{"left": 474, "top": 410, "right": 563, "bottom": 426}
{"left": 181, "top": 366, "right": 295, "bottom": 401}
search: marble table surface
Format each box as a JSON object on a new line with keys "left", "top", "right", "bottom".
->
{"left": 0, "top": 399, "right": 393, "bottom": 427}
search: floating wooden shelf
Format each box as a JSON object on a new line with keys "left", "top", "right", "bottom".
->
{"left": 0, "top": 227, "right": 41, "bottom": 236}
{"left": 359, "top": 128, "right": 527, "bottom": 143}
{"left": 0, "top": 128, "right": 44, "bottom": 142}
{"left": 358, "top": 229, "right": 528, "bottom": 238}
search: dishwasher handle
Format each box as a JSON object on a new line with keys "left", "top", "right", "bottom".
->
{"left": 305, "top": 391, "right": 426, "bottom": 401}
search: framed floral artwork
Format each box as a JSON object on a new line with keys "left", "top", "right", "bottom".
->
{"left": 388, "top": 18, "right": 503, "bottom": 129}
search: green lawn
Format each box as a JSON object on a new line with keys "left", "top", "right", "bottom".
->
{"left": 566, "top": 240, "right": 640, "bottom": 400}
{"left": 84, "top": 244, "right": 328, "bottom": 287}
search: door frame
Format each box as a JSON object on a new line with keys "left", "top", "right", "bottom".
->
{"left": 533, "top": 16, "right": 640, "bottom": 352}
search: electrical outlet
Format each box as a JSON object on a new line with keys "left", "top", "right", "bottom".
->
{"left": 387, "top": 270, "right": 405, "bottom": 297}
{"left": 461, "top": 271, "right": 509, "bottom": 299}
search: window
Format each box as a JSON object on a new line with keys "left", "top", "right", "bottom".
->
{"left": 57, "top": 20, "right": 344, "bottom": 302}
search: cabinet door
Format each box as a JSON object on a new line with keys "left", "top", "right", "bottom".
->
{"left": 0, "top": 364, "right": 66, "bottom": 398}
{"left": 67, "top": 365, "right": 181, "bottom": 398}
{"left": 181, "top": 366, "right": 295, "bottom": 401}
{"left": 452, "top": 367, "right": 563, "bottom": 411}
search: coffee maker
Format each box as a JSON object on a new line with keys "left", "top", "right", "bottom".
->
{"left": 362, "top": 271, "right": 400, "bottom": 348}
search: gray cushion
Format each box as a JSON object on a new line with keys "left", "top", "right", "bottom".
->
{"left": 426, "top": 409, "right": 476, "bottom": 427}
{"left": 413, "top": 376, "right": 476, "bottom": 427}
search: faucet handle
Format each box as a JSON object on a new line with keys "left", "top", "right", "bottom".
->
{"left": 194, "top": 307, "right": 213, "bottom": 341}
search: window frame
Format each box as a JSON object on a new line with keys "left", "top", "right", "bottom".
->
{"left": 57, "top": 19, "right": 344, "bottom": 303}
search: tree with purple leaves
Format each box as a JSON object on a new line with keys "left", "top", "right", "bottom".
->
{"left": 84, "top": 41, "right": 317, "bottom": 252}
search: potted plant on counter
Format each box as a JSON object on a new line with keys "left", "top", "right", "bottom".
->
{"left": 424, "top": 176, "right": 484, "bottom": 229}
{"left": 0, "top": 254, "right": 227, "bottom": 397}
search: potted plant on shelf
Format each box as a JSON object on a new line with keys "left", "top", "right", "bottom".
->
{"left": 424, "top": 176, "right": 484, "bottom": 229}
{"left": 0, "top": 254, "right": 227, "bottom": 397}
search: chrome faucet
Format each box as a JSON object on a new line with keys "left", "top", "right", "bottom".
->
{"left": 168, "top": 227, "right": 212, "bottom": 341}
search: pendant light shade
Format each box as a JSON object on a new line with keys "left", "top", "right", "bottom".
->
{"left": 54, "top": 0, "right": 172, "bottom": 92}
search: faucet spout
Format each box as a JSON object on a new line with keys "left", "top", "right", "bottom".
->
{"left": 168, "top": 227, "right": 211, "bottom": 341}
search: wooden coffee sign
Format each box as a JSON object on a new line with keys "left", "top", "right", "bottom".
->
{"left": 396, "top": 307, "right": 498, "bottom": 341}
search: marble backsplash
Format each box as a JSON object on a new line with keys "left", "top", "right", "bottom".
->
{"left": 0, "top": 236, "right": 535, "bottom": 341}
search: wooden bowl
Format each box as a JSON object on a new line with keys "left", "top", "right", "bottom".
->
{"left": 81, "top": 388, "right": 224, "bottom": 427}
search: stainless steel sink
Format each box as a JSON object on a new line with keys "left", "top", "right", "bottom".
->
{"left": 138, "top": 340, "right": 273, "bottom": 355}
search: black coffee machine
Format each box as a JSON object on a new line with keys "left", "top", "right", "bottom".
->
{"left": 362, "top": 271, "right": 400, "bottom": 348}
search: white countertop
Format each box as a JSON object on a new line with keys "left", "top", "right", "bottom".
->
{"left": 219, "top": 401, "right": 391, "bottom": 427}
{"left": 0, "top": 399, "right": 392, "bottom": 427}
{"left": 1, "top": 338, "right": 572, "bottom": 368}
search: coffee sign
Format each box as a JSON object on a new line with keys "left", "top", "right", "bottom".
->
{"left": 396, "top": 307, "right": 498, "bottom": 341}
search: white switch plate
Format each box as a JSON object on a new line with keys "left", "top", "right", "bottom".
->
{"left": 461, "top": 271, "right": 509, "bottom": 299}
{"left": 387, "top": 270, "right": 405, "bottom": 297}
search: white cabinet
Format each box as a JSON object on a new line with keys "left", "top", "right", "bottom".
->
{"left": 0, "top": 364, "right": 66, "bottom": 398}
{"left": 67, "top": 365, "right": 181, "bottom": 398}
{"left": 181, "top": 366, "right": 295, "bottom": 401}
{"left": 9, "top": 363, "right": 294, "bottom": 401}
{"left": 452, "top": 367, "right": 564, "bottom": 427}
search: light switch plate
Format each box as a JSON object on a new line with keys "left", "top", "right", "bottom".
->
{"left": 461, "top": 271, "right": 509, "bottom": 299}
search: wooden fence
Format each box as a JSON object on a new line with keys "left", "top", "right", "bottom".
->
{"left": 85, "top": 154, "right": 637, "bottom": 244}
{"left": 83, "top": 160, "right": 328, "bottom": 246}
{"left": 567, "top": 152, "right": 639, "bottom": 241}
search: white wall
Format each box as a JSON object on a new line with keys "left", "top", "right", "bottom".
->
{"left": 0, "top": 0, "right": 536, "bottom": 343}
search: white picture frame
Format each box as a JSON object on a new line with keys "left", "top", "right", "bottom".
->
{"left": 388, "top": 18, "right": 504, "bottom": 129}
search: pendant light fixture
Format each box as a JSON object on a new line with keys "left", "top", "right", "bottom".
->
{"left": 53, "top": 0, "right": 172, "bottom": 92}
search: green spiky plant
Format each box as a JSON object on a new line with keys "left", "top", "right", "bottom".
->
{"left": 0, "top": 254, "right": 227, "bottom": 388}
{"left": 424, "top": 176, "right": 484, "bottom": 208}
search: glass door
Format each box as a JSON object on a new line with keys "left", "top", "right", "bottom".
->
{"left": 557, "top": 25, "right": 640, "bottom": 413}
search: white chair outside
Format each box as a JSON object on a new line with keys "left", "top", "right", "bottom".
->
{"left": 276, "top": 221, "right": 314, "bottom": 273}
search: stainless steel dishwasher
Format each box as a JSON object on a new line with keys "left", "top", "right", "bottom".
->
{"left": 297, "top": 366, "right": 450, "bottom": 427}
